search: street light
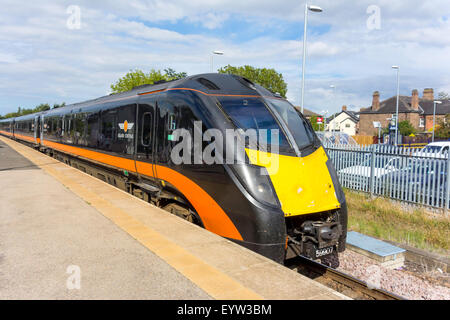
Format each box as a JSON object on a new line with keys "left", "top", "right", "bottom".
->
{"left": 321, "top": 109, "right": 329, "bottom": 131}
{"left": 211, "top": 51, "right": 224, "bottom": 73}
{"left": 300, "top": 3, "right": 323, "bottom": 114}
{"left": 432, "top": 100, "right": 442, "bottom": 142}
{"left": 392, "top": 66, "right": 400, "bottom": 146}
{"left": 330, "top": 84, "right": 336, "bottom": 132}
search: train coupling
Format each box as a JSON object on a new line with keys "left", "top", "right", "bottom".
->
{"left": 288, "top": 221, "right": 342, "bottom": 260}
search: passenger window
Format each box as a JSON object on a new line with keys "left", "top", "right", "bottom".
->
{"left": 101, "top": 112, "right": 116, "bottom": 140}
{"left": 87, "top": 113, "right": 99, "bottom": 147}
{"left": 142, "top": 112, "right": 152, "bottom": 147}
{"left": 47, "top": 120, "right": 52, "bottom": 135}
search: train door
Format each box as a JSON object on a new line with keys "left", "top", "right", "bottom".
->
{"left": 155, "top": 98, "right": 177, "bottom": 168}
{"left": 34, "top": 115, "right": 40, "bottom": 144}
{"left": 39, "top": 115, "right": 44, "bottom": 144}
{"left": 136, "top": 97, "right": 158, "bottom": 184}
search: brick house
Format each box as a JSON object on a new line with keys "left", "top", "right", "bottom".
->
{"left": 359, "top": 88, "right": 450, "bottom": 136}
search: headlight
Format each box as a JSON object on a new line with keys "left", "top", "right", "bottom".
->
{"left": 231, "top": 164, "right": 280, "bottom": 207}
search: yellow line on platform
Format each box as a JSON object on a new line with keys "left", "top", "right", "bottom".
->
{"left": 0, "top": 136, "right": 263, "bottom": 300}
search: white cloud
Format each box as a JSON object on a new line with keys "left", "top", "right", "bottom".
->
{"left": 0, "top": 52, "right": 19, "bottom": 63}
{"left": 0, "top": 0, "right": 450, "bottom": 115}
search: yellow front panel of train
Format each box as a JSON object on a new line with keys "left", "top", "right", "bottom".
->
{"left": 246, "top": 147, "right": 340, "bottom": 217}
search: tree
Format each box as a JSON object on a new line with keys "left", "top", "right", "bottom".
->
{"left": 53, "top": 102, "right": 66, "bottom": 109}
{"left": 218, "top": 65, "right": 288, "bottom": 98}
{"left": 308, "top": 116, "right": 320, "bottom": 131}
{"left": 110, "top": 68, "right": 188, "bottom": 94}
{"left": 0, "top": 103, "right": 54, "bottom": 119}
{"left": 164, "top": 68, "right": 187, "bottom": 81}
{"left": 34, "top": 103, "right": 51, "bottom": 112}
{"left": 435, "top": 115, "right": 450, "bottom": 139}
{"left": 438, "top": 91, "right": 450, "bottom": 100}
{"left": 398, "top": 120, "right": 416, "bottom": 136}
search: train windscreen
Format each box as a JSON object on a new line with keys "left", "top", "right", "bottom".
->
{"left": 217, "top": 97, "right": 293, "bottom": 154}
{"left": 267, "top": 99, "right": 315, "bottom": 151}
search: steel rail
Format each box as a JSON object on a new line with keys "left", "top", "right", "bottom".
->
{"left": 285, "top": 256, "right": 405, "bottom": 300}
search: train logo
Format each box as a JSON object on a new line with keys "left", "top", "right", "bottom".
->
{"left": 118, "top": 121, "right": 134, "bottom": 139}
{"left": 118, "top": 121, "right": 134, "bottom": 133}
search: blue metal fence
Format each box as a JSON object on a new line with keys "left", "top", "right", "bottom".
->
{"left": 324, "top": 144, "right": 450, "bottom": 210}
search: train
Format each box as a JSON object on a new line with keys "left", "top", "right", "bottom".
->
{"left": 0, "top": 73, "right": 347, "bottom": 267}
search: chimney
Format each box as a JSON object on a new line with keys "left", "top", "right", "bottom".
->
{"left": 423, "top": 88, "right": 434, "bottom": 101}
{"left": 342, "top": 105, "right": 347, "bottom": 112}
{"left": 372, "top": 91, "right": 380, "bottom": 111}
{"left": 411, "top": 89, "right": 419, "bottom": 110}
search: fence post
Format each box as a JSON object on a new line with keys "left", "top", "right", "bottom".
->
{"left": 446, "top": 154, "right": 450, "bottom": 213}
{"left": 369, "top": 145, "right": 375, "bottom": 197}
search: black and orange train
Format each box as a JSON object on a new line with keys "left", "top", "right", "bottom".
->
{"left": 0, "top": 74, "right": 347, "bottom": 266}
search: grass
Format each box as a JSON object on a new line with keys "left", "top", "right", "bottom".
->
{"left": 344, "top": 189, "right": 450, "bottom": 255}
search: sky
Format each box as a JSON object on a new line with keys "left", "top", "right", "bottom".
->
{"left": 1, "top": 0, "right": 450, "bottom": 116}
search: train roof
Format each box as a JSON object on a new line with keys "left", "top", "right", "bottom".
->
{"left": 63, "top": 73, "right": 276, "bottom": 107}
{"left": 8, "top": 112, "right": 44, "bottom": 122}
{"left": 2, "top": 73, "right": 279, "bottom": 120}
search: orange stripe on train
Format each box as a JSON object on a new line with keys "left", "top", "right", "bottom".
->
{"left": 42, "top": 139, "right": 243, "bottom": 241}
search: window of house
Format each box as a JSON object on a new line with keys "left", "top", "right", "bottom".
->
{"left": 345, "top": 123, "right": 351, "bottom": 128}
{"left": 419, "top": 117, "right": 424, "bottom": 128}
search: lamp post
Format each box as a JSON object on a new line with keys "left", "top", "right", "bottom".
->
{"left": 392, "top": 66, "right": 400, "bottom": 146}
{"left": 211, "top": 51, "right": 224, "bottom": 73}
{"left": 300, "top": 3, "right": 323, "bottom": 114}
{"left": 321, "top": 110, "right": 329, "bottom": 131}
{"left": 330, "top": 84, "right": 336, "bottom": 132}
{"left": 432, "top": 100, "right": 442, "bottom": 142}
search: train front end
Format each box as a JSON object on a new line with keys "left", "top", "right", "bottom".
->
{"left": 212, "top": 87, "right": 347, "bottom": 266}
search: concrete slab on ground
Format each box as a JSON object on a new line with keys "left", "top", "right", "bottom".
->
{"left": 347, "top": 231, "right": 406, "bottom": 269}
{"left": 0, "top": 139, "right": 38, "bottom": 171}
{"left": 0, "top": 141, "right": 211, "bottom": 299}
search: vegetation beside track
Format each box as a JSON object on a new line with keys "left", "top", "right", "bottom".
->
{"left": 345, "top": 190, "right": 450, "bottom": 255}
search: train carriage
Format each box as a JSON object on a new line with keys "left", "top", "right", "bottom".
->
{"left": 0, "top": 73, "right": 347, "bottom": 266}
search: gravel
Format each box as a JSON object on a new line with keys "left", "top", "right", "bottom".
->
{"left": 337, "top": 250, "right": 450, "bottom": 300}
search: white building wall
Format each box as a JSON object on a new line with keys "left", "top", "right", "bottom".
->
{"left": 340, "top": 118, "right": 357, "bottom": 136}
{"left": 326, "top": 112, "right": 357, "bottom": 135}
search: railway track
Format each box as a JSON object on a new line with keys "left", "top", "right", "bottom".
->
{"left": 285, "top": 256, "right": 405, "bottom": 300}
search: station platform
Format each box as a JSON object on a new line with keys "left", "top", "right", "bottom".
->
{"left": 0, "top": 136, "right": 347, "bottom": 300}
